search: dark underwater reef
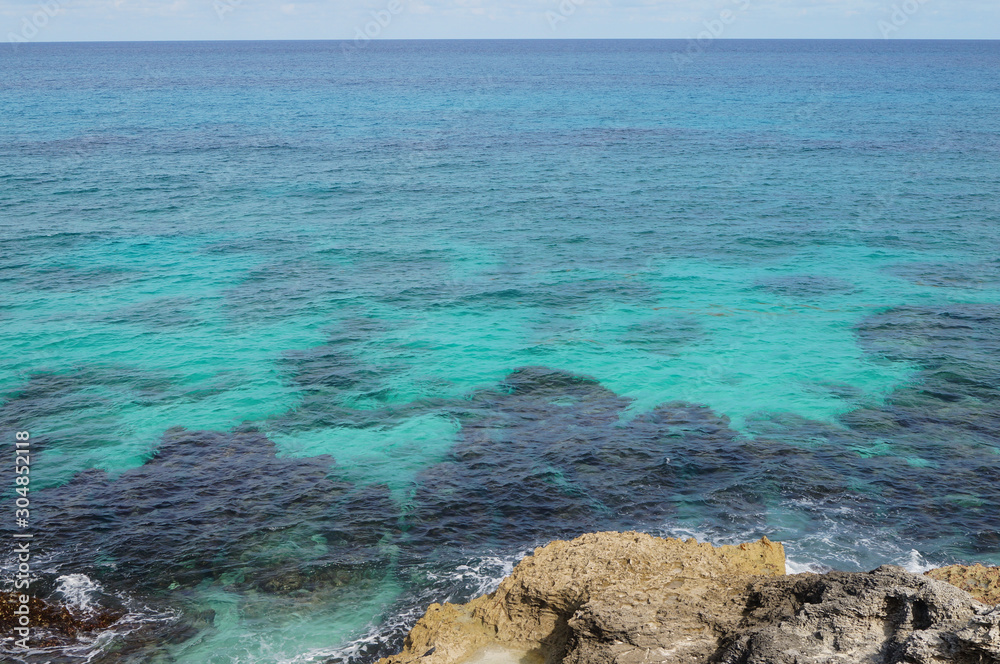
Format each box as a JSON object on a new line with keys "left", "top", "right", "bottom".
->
{"left": 1, "top": 302, "right": 998, "bottom": 662}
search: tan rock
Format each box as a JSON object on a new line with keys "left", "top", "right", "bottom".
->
{"left": 926, "top": 564, "right": 1000, "bottom": 605}
{"left": 380, "top": 532, "right": 1000, "bottom": 664}
{"left": 378, "top": 531, "right": 784, "bottom": 664}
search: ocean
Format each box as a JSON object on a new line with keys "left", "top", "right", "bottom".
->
{"left": 1, "top": 39, "right": 998, "bottom": 663}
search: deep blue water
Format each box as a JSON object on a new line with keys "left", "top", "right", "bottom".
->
{"left": 1, "top": 39, "right": 999, "bottom": 663}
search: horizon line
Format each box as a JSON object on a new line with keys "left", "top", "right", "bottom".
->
{"left": 11, "top": 37, "right": 1000, "bottom": 44}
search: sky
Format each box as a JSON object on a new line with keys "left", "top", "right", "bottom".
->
{"left": 2, "top": 0, "right": 998, "bottom": 42}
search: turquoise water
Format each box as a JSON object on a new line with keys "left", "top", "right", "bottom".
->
{"left": 1, "top": 39, "right": 999, "bottom": 663}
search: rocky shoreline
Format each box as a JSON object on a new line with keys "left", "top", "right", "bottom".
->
{"left": 378, "top": 532, "right": 1000, "bottom": 664}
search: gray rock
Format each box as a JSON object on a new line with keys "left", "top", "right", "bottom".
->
{"left": 715, "top": 565, "right": 999, "bottom": 664}
{"left": 563, "top": 565, "right": 1000, "bottom": 664}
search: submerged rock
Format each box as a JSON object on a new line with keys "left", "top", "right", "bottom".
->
{"left": 379, "top": 532, "right": 1000, "bottom": 664}
{"left": 0, "top": 585, "right": 215, "bottom": 664}
{"left": 0, "top": 591, "right": 124, "bottom": 644}
{"left": 406, "top": 367, "right": 763, "bottom": 553}
{"left": 22, "top": 428, "right": 398, "bottom": 593}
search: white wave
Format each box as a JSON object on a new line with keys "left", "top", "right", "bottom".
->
{"left": 898, "top": 549, "right": 935, "bottom": 574}
{"left": 278, "top": 605, "right": 428, "bottom": 664}
{"left": 656, "top": 513, "right": 946, "bottom": 576}
{"left": 55, "top": 573, "right": 102, "bottom": 612}
{"left": 785, "top": 558, "right": 831, "bottom": 574}
{"left": 425, "top": 553, "right": 523, "bottom": 601}
{"left": 299, "top": 552, "right": 527, "bottom": 664}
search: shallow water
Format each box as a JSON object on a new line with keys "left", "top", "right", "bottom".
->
{"left": 1, "top": 39, "right": 999, "bottom": 663}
